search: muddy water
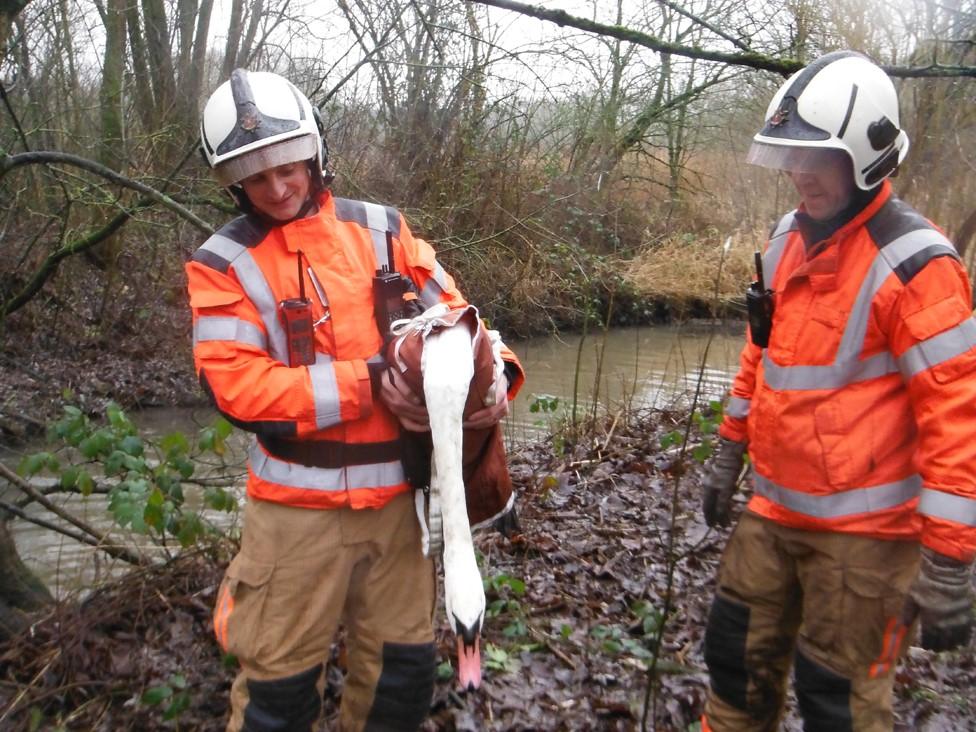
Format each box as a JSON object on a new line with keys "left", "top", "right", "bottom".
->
{"left": 7, "top": 323, "right": 747, "bottom": 595}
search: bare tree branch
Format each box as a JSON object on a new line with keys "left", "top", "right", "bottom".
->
{"left": 1, "top": 203, "right": 147, "bottom": 318}
{"left": 0, "top": 462, "right": 148, "bottom": 567}
{"left": 654, "top": 0, "right": 754, "bottom": 53}
{"left": 468, "top": 0, "right": 976, "bottom": 78}
{"left": 0, "top": 151, "right": 213, "bottom": 233}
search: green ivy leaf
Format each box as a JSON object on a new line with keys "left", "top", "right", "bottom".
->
{"left": 78, "top": 437, "right": 100, "bottom": 459}
{"left": 160, "top": 432, "right": 189, "bottom": 456}
{"left": 141, "top": 685, "right": 172, "bottom": 706}
{"left": 18, "top": 453, "right": 50, "bottom": 477}
{"left": 60, "top": 467, "right": 79, "bottom": 489}
{"left": 692, "top": 443, "right": 713, "bottom": 463}
{"left": 77, "top": 471, "right": 95, "bottom": 496}
{"left": 174, "top": 457, "right": 195, "bottom": 479}
{"left": 215, "top": 417, "right": 233, "bottom": 439}
{"left": 105, "top": 450, "right": 127, "bottom": 477}
{"left": 119, "top": 435, "right": 144, "bottom": 457}
{"left": 163, "top": 691, "right": 191, "bottom": 720}
{"left": 176, "top": 513, "right": 204, "bottom": 548}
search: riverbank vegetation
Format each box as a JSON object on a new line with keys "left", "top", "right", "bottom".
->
{"left": 1, "top": 403, "right": 973, "bottom": 730}
{"left": 1, "top": 1, "right": 976, "bottom": 729}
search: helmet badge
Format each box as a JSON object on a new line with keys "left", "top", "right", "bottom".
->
{"left": 769, "top": 96, "right": 796, "bottom": 127}
{"left": 229, "top": 69, "right": 262, "bottom": 134}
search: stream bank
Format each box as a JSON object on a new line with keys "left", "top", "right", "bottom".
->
{"left": 0, "top": 409, "right": 971, "bottom": 731}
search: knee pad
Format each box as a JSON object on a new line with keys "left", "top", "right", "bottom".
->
{"left": 794, "top": 649, "right": 853, "bottom": 732}
{"left": 243, "top": 664, "right": 322, "bottom": 732}
{"left": 704, "top": 594, "right": 750, "bottom": 710}
{"left": 364, "top": 641, "right": 436, "bottom": 731}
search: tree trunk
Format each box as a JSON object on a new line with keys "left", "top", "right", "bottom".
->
{"left": 0, "top": 0, "right": 32, "bottom": 56}
{"left": 955, "top": 207, "right": 976, "bottom": 260}
{"left": 0, "top": 517, "right": 53, "bottom": 641}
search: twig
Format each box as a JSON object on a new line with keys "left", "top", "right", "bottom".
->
{"left": 0, "top": 651, "right": 59, "bottom": 724}
{"left": 0, "top": 461, "right": 147, "bottom": 567}
{"left": 527, "top": 625, "right": 577, "bottom": 670}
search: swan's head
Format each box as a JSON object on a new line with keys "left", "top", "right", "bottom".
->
{"left": 452, "top": 611, "right": 484, "bottom": 691}
{"left": 444, "top": 554, "right": 486, "bottom": 690}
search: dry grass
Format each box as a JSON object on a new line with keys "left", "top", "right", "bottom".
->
{"left": 623, "top": 231, "right": 759, "bottom": 312}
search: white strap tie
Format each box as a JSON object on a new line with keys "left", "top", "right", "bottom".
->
{"left": 390, "top": 303, "right": 453, "bottom": 374}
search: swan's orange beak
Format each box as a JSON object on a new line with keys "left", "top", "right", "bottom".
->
{"left": 456, "top": 635, "right": 481, "bottom": 690}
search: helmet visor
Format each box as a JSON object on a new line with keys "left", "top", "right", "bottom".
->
{"left": 746, "top": 142, "right": 848, "bottom": 174}
{"left": 215, "top": 134, "right": 318, "bottom": 186}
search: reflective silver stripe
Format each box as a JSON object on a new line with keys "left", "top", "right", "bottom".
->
{"left": 763, "top": 350, "right": 896, "bottom": 391}
{"left": 249, "top": 441, "right": 405, "bottom": 491}
{"left": 193, "top": 316, "right": 267, "bottom": 350}
{"left": 420, "top": 261, "right": 448, "bottom": 306}
{"left": 197, "top": 235, "right": 287, "bottom": 363}
{"left": 754, "top": 472, "right": 921, "bottom": 518}
{"left": 725, "top": 396, "right": 750, "bottom": 419}
{"left": 898, "top": 316, "right": 976, "bottom": 380}
{"left": 763, "top": 211, "right": 796, "bottom": 287}
{"left": 918, "top": 488, "right": 976, "bottom": 527}
{"left": 308, "top": 363, "right": 343, "bottom": 429}
{"left": 314, "top": 351, "right": 334, "bottom": 365}
{"left": 761, "top": 227, "right": 951, "bottom": 391}
{"left": 364, "top": 201, "right": 392, "bottom": 267}
{"left": 232, "top": 250, "right": 288, "bottom": 364}
{"left": 200, "top": 233, "right": 246, "bottom": 263}
{"left": 879, "top": 227, "right": 956, "bottom": 270}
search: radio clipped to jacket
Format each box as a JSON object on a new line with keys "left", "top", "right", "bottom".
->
{"left": 373, "top": 231, "right": 422, "bottom": 336}
{"left": 746, "top": 250, "right": 774, "bottom": 348}
{"left": 279, "top": 251, "right": 316, "bottom": 367}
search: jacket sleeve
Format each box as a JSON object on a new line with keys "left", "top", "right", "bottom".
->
{"left": 718, "top": 338, "right": 762, "bottom": 444}
{"left": 888, "top": 255, "right": 976, "bottom": 562}
{"left": 186, "top": 257, "right": 376, "bottom": 439}
{"left": 396, "top": 218, "right": 525, "bottom": 399}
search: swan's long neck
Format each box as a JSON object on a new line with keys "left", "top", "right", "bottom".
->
{"left": 422, "top": 324, "right": 485, "bottom": 690}
{"left": 423, "top": 325, "right": 475, "bottom": 558}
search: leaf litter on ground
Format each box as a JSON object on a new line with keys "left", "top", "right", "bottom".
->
{"left": 0, "top": 409, "right": 973, "bottom": 731}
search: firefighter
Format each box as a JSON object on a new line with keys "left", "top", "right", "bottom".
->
{"left": 188, "top": 69, "right": 524, "bottom": 731}
{"left": 700, "top": 50, "right": 976, "bottom": 731}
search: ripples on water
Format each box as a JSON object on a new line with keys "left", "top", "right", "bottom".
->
{"left": 506, "top": 324, "right": 745, "bottom": 442}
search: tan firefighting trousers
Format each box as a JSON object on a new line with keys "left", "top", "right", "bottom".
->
{"left": 702, "top": 511, "right": 920, "bottom": 732}
{"left": 213, "top": 491, "right": 436, "bottom": 732}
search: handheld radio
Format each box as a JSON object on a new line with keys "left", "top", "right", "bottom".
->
{"left": 373, "top": 232, "right": 421, "bottom": 336}
{"left": 279, "top": 251, "right": 316, "bottom": 367}
{"left": 746, "top": 250, "right": 774, "bottom": 348}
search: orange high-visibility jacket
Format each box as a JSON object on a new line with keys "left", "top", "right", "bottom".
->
{"left": 719, "top": 181, "right": 976, "bottom": 562}
{"left": 186, "top": 191, "right": 525, "bottom": 511}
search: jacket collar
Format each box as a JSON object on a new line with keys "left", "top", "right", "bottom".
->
{"left": 795, "top": 179, "right": 890, "bottom": 252}
{"left": 788, "top": 181, "right": 893, "bottom": 292}
{"left": 275, "top": 191, "right": 334, "bottom": 253}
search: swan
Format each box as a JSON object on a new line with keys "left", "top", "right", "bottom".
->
{"left": 422, "top": 322, "right": 486, "bottom": 691}
{"left": 387, "top": 303, "right": 511, "bottom": 691}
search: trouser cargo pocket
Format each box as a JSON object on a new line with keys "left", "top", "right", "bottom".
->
{"left": 213, "top": 553, "right": 275, "bottom": 659}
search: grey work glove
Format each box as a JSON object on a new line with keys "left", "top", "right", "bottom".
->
{"left": 702, "top": 437, "right": 747, "bottom": 527}
{"left": 901, "top": 546, "right": 974, "bottom": 652}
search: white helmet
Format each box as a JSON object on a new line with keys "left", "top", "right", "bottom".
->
{"left": 747, "top": 50, "right": 909, "bottom": 190}
{"left": 200, "top": 69, "right": 330, "bottom": 193}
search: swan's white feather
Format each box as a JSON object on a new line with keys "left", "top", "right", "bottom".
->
{"left": 421, "top": 324, "right": 486, "bottom": 686}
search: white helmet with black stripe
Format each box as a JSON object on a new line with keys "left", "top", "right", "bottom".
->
{"left": 200, "top": 69, "right": 331, "bottom": 207}
{"left": 747, "top": 50, "right": 909, "bottom": 190}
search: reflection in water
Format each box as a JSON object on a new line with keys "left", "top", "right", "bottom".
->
{"left": 8, "top": 323, "right": 747, "bottom": 595}
{"left": 506, "top": 323, "right": 745, "bottom": 444}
